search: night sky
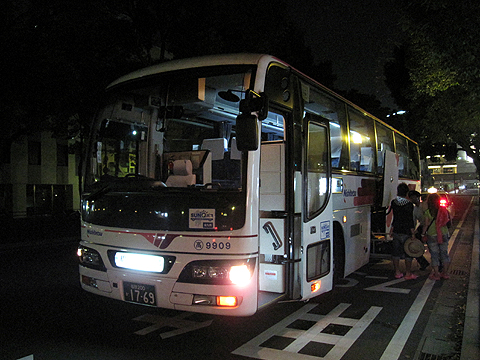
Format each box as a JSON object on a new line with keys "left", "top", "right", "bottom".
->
{"left": 288, "top": 0, "right": 403, "bottom": 109}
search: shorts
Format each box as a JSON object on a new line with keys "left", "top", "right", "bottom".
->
{"left": 392, "top": 233, "right": 413, "bottom": 260}
{"left": 426, "top": 234, "right": 450, "bottom": 267}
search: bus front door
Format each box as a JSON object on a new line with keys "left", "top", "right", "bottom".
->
{"left": 300, "top": 118, "right": 333, "bottom": 300}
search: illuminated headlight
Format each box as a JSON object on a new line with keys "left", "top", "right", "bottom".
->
{"left": 107, "top": 251, "right": 175, "bottom": 274}
{"left": 229, "top": 265, "right": 251, "bottom": 286}
{"left": 179, "top": 259, "right": 255, "bottom": 285}
{"left": 114, "top": 252, "right": 164, "bottom": 273}
{"left": 77, "top": 246, "right": 106, "bottom": 271}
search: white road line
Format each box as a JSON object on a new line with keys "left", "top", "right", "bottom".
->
{"left": 364, "top": 278, "right": 411, "bottom": 294}
{"left": 379, "top": 278, "right": 435, "bottom": 360}
{"left": 133, "top": 312, "right": 212, "bottom": 338}
{"left": 232, "top": 303, "right": 381, "bottom": 360}
{"left": 377, "top": 199, "right": 469, "bottom": 360}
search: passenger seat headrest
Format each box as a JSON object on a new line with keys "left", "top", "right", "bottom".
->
{"left": 172, "top": 159, "right": 193, "bottom": 175}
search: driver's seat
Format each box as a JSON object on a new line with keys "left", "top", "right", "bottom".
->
{"left": 166, "top": 160, "right": 196, "bottom": 187}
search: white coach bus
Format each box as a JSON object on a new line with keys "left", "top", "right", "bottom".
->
{"left": 77, "top": 54, "right": 420, "bottom": 316}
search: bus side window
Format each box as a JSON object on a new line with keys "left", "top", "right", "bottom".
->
{"left": 302, "top": 83, "right": 348, "bottom": 170}
{"left": 305, "top": 118, "right": 329, "bottom": 219}
{"left": 376, "top": 122, "right": 394, "bottom": 175}
{"left": 395, "top": 133, "right": 408, "bottom": 178}
{"left": 348, "top": 108, "right": 375, "bottom": 173}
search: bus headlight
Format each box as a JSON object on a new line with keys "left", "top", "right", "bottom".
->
{"left": 178, "top": 259, "right": 255, "bottom": 285}
{"left": 229, "top": 265, "right": 251, "bottom": 286}
{"left": 77, "top": 246, "right": 106, "bottom": 271}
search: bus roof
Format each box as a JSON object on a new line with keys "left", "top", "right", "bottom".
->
{"left": 107, "top": 53, "right": 281, "bottom": 90}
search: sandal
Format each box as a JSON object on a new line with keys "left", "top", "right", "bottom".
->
{"left": 405, "top": 274, "right": 418, "bottom": 280}
{"left": 429, "top": 273, "right": 441, "bottom": 281}
{"left": 440, "top": 273, "right": 450, "bottom": 279}
{"left": 395, "top": 273, "right": 404, "bottom": 279}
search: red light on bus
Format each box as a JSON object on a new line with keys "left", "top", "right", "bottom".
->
{"left": 217, "top": 296, "right": 237, "bottom": 307}
{"left": 440, "top": 199, "right": 447, "bottom": 207}
{"left": 311, "top": 281, "right": 321, "bottom": 293}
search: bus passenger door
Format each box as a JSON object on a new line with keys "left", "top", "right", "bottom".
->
{"left": 300, "top": 117, "right": 333, "bottom": 300}
{"left": 383, "top": 150, "right": 399, "bottom": 236}
{"left": 258, "top": 141, "right": 287, "bottom": 307}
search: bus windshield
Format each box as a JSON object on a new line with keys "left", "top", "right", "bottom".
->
{"left": 83, "top": 66, "right": 255, "bottom": 231}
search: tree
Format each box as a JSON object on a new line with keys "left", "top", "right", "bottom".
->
{"left": 393, "top": 0, "right": 480, "bottom": 175}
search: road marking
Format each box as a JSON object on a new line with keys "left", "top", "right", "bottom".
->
{"left": 380, "top": 278, "right": 435, "bottom": 360}
{"left": 334, "top": 277, "right": 359, "bottom": 287}
{"left": 364, "top": 278, "right": 411, "bottom": 294}
{"left": 17, "top": 356, "right": 34, "bottom": 360}
{"left": 133, "top": 312, "right": 212, "bottom": 339}
{"left": 232, "top": 303, "right": 382, "bottom": 359}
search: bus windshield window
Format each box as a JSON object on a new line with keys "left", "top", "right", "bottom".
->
{"left": 83, "top": 67, "right": 254, "bottom": 231}
{"left": 87, "top": 69, "right": 253, "bottom": 190}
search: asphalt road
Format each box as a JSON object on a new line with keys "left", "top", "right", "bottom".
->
{"left": 0, "top": 194, "right": 476, "bottom": 360}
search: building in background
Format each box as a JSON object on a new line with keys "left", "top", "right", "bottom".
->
{"left": 425, "top": 147, "right": 478, "bottom": 193}
{"left": 0, "top": 132, "right": 80, "bottom": 219}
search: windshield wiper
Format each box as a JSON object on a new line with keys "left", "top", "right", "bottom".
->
{"left": 85, "top": 183, "right": 112, "bottom": 201}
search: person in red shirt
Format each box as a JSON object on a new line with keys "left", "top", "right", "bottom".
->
{"left": 423, "top": 193, "right": 451, "bottom": 280}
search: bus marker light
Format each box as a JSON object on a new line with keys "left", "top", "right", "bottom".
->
{"left": 217, "top": 296, "right": 237, "bottom": 307}
{"left": 311, "top": 281, "right": 321, "bottom": 293}
{"left": 343, "top": 216, "right": 347, "bottom": 223}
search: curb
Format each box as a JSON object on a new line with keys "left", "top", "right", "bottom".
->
{"left": 461, "top": 206, "right": 480, "bottom": 360}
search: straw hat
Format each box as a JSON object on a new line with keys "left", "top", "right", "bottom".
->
{"left": 404, "top": 237, "right": 425, "bottom": 258}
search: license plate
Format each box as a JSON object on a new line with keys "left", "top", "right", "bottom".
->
{"left": 123, "top": 282, "right": 156, "bottom": 306}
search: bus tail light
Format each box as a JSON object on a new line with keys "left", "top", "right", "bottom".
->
{"left": 440, "top": 198, "right": 448, "bottom": 207}
{"left": 311, "top": 281, "right": 321, "bottom": 293}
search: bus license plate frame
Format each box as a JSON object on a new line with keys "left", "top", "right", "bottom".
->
{"left": 123, "top": 281, "right": 157, "bottom": 306}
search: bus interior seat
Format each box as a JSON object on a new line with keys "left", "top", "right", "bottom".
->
{"left": 165, "top": 159, "right": 196, "bottom": 187}
{"left": 331, "top": 157, "right": 340, "bottom": 168}
{"left": 201, "top": 138, "right": 241, "bottom": 187}
{"left": 201, "top": 138, "right": 226, "bottom": 160}
{"left": 230, "top": 138, "right": 242, "bottom": 160}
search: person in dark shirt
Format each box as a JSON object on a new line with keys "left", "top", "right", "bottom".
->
{"left": 408, "top": 190, "right": 430, "bottom": 271}
{"left": 389, "top": 183, "right": 417, "bottom": 280}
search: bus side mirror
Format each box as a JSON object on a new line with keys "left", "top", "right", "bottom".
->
{"left": 235, "top": 113, "right": 259, "bottom": 151}
{"left": 240, "top": 91, "right": 269, "bottom": 121}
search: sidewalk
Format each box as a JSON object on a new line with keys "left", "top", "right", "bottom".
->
{"left": 415, "top": 205, "right": 479, "bottom": 360}
{"left": 0, "top": 213, "right": 80, "bottom": 250}
{"left": 461, "top": 206, "right": 479, "bottom": 360}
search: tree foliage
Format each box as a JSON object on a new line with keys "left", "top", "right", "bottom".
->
{"left": 390, "top": 0, "right": 480, "bottom": 174}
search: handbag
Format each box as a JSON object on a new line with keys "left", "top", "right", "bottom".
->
{"left": 421, "top": 216, "right": 435, "bottom": 242}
